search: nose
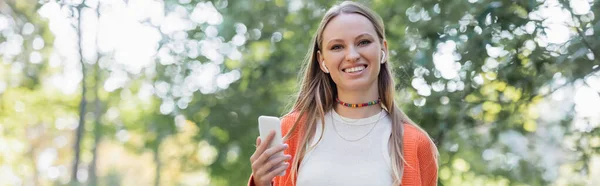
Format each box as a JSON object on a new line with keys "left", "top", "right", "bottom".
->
{"left": 344, "top": 46, "right": 360, "bottom": 63}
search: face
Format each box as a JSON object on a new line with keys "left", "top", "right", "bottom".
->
{"left": 318, "top": 13, "right": 387, "bottom": 92}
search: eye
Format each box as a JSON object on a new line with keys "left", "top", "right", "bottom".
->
{"left": 330, "top": 45, "right": 343, "bottom": 50}
{"left": 358, "top": 40, "right": 372, "bottom": 46}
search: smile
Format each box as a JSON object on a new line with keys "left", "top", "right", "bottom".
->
{"left": 342, "top": 65, "right": 367, "bottom": 73}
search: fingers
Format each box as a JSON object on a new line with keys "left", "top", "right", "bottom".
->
{"left": 255, "top": 143, "right": 288, "bottom": 165}
{"left": 256, "top": 154, "right": 291, "bottom": 178}
{"left": 252, "top": 143, "right": 288, "bottom": 168}
{"left": 258, "top": 131, "right": 275, "bottom": 153}
{"left": 252, "top": 158, "right": 290, "bottom": 185}
{"left": 250, "top": 132, "right": 275, "bottom": 162}
{"left": 263, "top": 131, "right": 276, "bottom": 148}
{"left": 251, "top": 143, "right": 288, "bottom": 174}
{"left": 250, "top": 130, "right": 289, "bottom": 184}
{"left": 265, "top": 162, "right": 289, "bottom": 178}
{"left": 256, "top": 162, "right": 287, "bottom": 185}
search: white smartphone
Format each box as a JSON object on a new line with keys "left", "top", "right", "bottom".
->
{"left": 258, "top": 115, "right": 286, "bottom": 176}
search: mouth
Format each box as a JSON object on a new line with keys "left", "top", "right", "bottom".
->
{"left": 342, "top": 65, "right": 368, "bottom": 73}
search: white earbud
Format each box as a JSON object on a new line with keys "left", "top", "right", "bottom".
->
{"left": 322, "top": 62, "right": 330, "bottom": 73}
{"left": 380, "top": 51, "right": 386, "bottom": 64}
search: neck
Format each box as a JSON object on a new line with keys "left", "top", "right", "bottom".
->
{"left": 334, "top": 82, "right": 381, "bottom": 119}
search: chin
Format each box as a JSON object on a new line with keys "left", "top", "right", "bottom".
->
{"left": 340, "top": 79, "right": 376, "bottom": 91}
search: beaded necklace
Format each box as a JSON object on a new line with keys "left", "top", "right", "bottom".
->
{"left": 336, "top": 97, "right": 381, "bottom": 108}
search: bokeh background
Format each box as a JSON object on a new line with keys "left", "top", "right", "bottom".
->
{"left": 0, "top": 0, "right": 599, "bottom": 185}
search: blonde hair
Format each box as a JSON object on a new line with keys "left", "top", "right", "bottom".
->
{"left": 283, "top": 1, "right": 438, "bottom": 185}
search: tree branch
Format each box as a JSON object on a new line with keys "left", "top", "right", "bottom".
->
{"left": 537, "top": 66, "right": 600, "bottom": 98}
{"left": 560, "top": 0, "right": 600, "bottom": 64}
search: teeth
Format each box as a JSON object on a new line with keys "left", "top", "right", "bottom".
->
{"left": 345, "top": 66, "right": 365, "bottom": 73}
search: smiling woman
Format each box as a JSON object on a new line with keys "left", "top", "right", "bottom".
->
{"left": 248, "top": 1, "right": 439, "bottom": 186}
{"left": 318, "top": 13, "right": 385, "bottom": 94}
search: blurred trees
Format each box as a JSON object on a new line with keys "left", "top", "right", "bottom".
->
{"left": 0, "top": 0, "right": 598, "bottom": 186}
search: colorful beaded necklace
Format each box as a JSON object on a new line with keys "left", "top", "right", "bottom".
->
{"left": 336, "top": 97, "right": 381, "bottom": 108}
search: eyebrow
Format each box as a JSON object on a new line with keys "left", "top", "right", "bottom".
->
{"left": 325, "top": 33, "right": 375, "bottom": 47}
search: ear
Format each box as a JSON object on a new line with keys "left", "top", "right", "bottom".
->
{"left": 317, "top": 50, "right": 329, "bottom": 73}
{"left": 381, "top": 40, "right": 388, "bottom": 63}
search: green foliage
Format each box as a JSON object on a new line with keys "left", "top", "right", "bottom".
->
{"left": 0, "top": 0, "right": 598, "bottom": 185}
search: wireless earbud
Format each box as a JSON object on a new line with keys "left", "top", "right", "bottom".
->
{"left": 322, "top": 62, "right": 330, "bottom": 73}
{"left": 381, "top": 51, "right": 386, "bottom": 64}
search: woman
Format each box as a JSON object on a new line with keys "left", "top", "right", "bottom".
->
{"left": 249, "top": 1, "right": 439, "bottom": 186}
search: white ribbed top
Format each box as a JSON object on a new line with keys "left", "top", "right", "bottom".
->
{"left": 296, "top": 109, "right": 393, "bottom": 186}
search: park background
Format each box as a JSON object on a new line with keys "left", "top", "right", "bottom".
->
{"left": 0, "top": 0, "right": 599, "bottom": 185}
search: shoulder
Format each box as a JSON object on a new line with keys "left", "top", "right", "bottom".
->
{"left": 280, "top": 111, "right": 309, "bottom": 140}
{"left": 281, "top": 111, "right": 302, "bottom": 135}
{"left": 402, "top": 124, "right": 430, "bottom": 144}
{"left": 402, "top": 123, "right": 437, "bottom": 158}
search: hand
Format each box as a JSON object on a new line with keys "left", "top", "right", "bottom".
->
{"left": 250, "top": 131, "right": 291, "bottom": 186}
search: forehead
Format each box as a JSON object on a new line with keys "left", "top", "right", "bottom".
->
{"left": 322, "top": 13, "right": 378, "bottom": 41}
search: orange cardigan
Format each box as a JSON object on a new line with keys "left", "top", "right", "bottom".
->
{"left": 249, "top": 112, "right": 438, "bottom": 186}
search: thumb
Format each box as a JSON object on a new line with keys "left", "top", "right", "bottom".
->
{"left": 256, "top": 136, "right": 261, "bottom": 147}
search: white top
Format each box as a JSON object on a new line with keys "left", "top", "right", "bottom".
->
{"left": 296, "top": 109, "right": 394, "bottom": 186}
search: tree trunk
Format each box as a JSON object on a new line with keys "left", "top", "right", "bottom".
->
{"left": 89, "top": 60, "right": 101, "bottom": 186}
{"left": 89, "top": 2, "right": 102, "bottom": 185}
{"left": 71, "top": 2, "right": 87, "bottom": 184}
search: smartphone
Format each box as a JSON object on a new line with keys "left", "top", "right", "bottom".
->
{"left": 258, "top": 115, "right": 286, "bottom": 176}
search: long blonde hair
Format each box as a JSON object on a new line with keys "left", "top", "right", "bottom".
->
{"left": 283, "top": 1, "right": 438, "bottom": 185}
